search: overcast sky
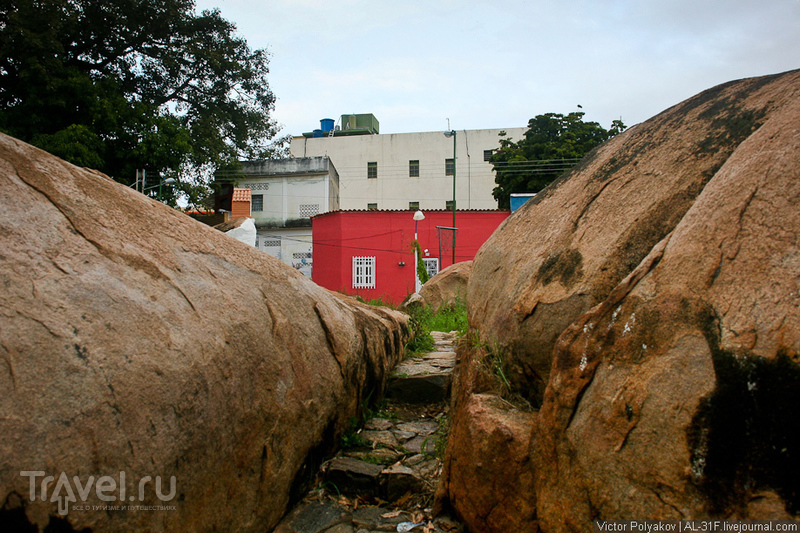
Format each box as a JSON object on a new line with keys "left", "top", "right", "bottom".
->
{"left": 194, "top": 0, "right": 800, "bottom": 137}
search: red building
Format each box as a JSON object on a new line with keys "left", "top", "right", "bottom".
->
{"left": 312, "top": 210, "right": 509, "bottom": 305}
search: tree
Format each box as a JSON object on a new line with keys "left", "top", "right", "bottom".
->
{"left": 0, "top": 0, "right": 286, "bottom": 206}
{"left": 490, "top": 112, "right": 626, "bottom": 209}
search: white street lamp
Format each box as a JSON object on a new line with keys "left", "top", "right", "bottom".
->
{"left": 141, "top": 177, "right": 176, "bottom": 202}
{"left": 413, "top": 210, "right": 425, "bottom": 292}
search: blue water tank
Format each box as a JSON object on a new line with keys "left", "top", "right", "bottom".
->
{"left": 320, "top": 118, "right": 334, "bottom": 132}
{"left": 510, "top": 193, "right": 536, "bottom": 212}
{"left": 312, "top": 129, "right": 324, "bottom": 138}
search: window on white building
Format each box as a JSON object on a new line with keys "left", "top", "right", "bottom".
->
{"left": 484, "top": 149, "right": 493, "bottom": 161}
{"left": 409, "top": 160, "right": 420, "bottom": 177}
{"left": 409, "top": 201, "right": 419, "bottom": 210}
{"left": 252, "top": 194, "right": 263, "bottom": 211}
{"left": 367, "top": 161, "right": 377, "bottom": 179}
{"left": 423, "top": 258, "right": 439, "bottom": 279}
{"left": 445, "top": 158, "right": 455, "bottom": 176}
{"left": 367, "top": 202, "right": 378, "bottom": 210}
{"left": 352, "top": 256, "right": 376, "bottom": 289}
{"left": 445, "top": 200, "right": 455, "bottom": 210}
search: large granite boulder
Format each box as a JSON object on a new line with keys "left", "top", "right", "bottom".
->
{"left": 419, "top": 261, "right": 472, "bottom": 312}
{"left": 467, "top": 71, "right": 800, "bottom": 407}
{"left": 399, "top": 261, "right": 472, "bottom": 314}
{"left": 0, "top": 133, "right": 410, "bottom": 532}
{"left": 439, "top": 69, "right": 800, "bottom": 531}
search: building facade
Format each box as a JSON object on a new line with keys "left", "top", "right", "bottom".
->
{"left": 312, "top": 209, "right": 509, "bottom": 305}
{"left": 215, "top": 157, "right": 339, "bottom": 278}
{"left": 290, "top": 115, "right": 525, "bottom": 211}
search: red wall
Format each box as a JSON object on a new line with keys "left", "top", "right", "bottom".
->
{"left": 312, "top": 210, "right": 509, "bottom": 306}
{"left": 231, "top": 200, "right": 251, "bottom": 219}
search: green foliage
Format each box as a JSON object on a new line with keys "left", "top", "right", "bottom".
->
{"left": 465, "top": 331, "right": 509, "bottom": 391}
{"left": 358, "top": 454, "right": 395, "bottom": 466}
{"left": 430, "top": 414, "right": 450, "bottom": 459}
{"left": 0, "top": 0, "right": 286, "bottom": 205}
{"left": 411, "top": 241, "right": 430, "bottom": 285}
{"left": 490, "top": 112, "right": 626, "bottom": 208}
{"left": 404, "top": 314, "right": 435, "bottom": 356}
{"left": 427, "top": 297, "right": 468, "bottom": 334}
{"left": 354, "top": 295, "right": 396, "bottom": 308}
{"left": 405, "top": 297, "right": 468, "bottom": 357}
{"left": 340, "top": 424, "right": 368, "bottom": 449}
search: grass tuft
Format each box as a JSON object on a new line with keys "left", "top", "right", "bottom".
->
{"left": 405, "top": 297, "right": 468, "bottom": 356}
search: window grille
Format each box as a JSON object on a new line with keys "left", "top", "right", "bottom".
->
{"left": 251, "top": 194, "right": 264, "bottom": 211}
{"left": 367, "top": 161, "right": 377, "bottom": 179}
{"left": 242, "top": 183, "right": 270, "bottom": 190}
{"left": 299, "top": 204, "right": 319, "bottom": 218}
{"left": 409, "top": 160, "right": 420, "bottom": 177}
{"left": 263, "top": 239, "right": 281, "bottom": 247}
{"left": 423, "top": 258, "right": 439, "bottom": 279}
{"left": 445, "top": 158, "right": 455, "bottom": 176}
{"left": 352, "top": 256, "right": 376, "bottom": 289}
{"left": 484, "top": 150, "right": 493, "bottom": 161}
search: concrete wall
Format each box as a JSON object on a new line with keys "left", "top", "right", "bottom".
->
{"left": 232, "top": 157, "right": 338, "bottom": 229}
{"left": 290, "top": 128, "right": 525, "bottom": 211}
{"left": 239, "top": 156, "right": 333, "bottom": 176}
{"left": 237, "top": 174, "right": 329, "bottom": 227}
{"left": 255, "top": 227, "right": 313, "bottom": 278}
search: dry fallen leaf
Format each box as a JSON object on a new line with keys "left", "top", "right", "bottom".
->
{"left": 395, "top": 492, "right": 413, "bottom": 507}
{"left": 337, "top": 495, "right": 351, "bottom": 507}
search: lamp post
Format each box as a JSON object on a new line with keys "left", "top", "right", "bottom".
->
{"left": 413, "top": 209, "right": 425, "bottom": 292}
{"left": 443, "top": 129, "right": 456, "bottom": 265}
{"left": 142, "top": 177, "right": 176, "bottom": 202}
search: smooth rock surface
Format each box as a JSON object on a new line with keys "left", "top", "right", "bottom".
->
{"left": 467, "top": 71, "right": 800, "bottom": 407}
{"left": 0, "top": 133, "right": 410, "bottom": 532}
{"left": 439, "top": 69, "right": 800, "bottom": 532}
{"left": 418, "top": 262, "right": 472, "bottom": 312}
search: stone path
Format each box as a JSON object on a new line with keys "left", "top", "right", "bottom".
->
{"left": 274, "top": 332, "right": 464, "bottom": 533}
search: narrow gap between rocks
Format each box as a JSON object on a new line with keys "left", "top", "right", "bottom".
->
{"left": 274, "top": 331, "right": 465, "bottom": 533}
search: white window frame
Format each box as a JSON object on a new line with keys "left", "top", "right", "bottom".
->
{"left": 423, "top": 258, "right": 439, "bottom": 279}
{"left": 352, "top": 256, "right": 376, "bottom": 289}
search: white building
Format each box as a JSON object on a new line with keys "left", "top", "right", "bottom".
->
{"left": 215, "top": 156, "right": 339, "bottom": 278}
{"left": 289, "top": 114, "right": 525, "bottom": 211}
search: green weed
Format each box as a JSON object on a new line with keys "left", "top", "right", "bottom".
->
{"left": 354, "top": 295, "right": 397, "bottom": 308}
{"left": 404, "top": 296, "right": 468, "bottom": 357}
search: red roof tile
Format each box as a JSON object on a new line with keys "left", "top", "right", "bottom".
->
{"left": 232, "top": 188, "right": 251, "bottom": 202}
